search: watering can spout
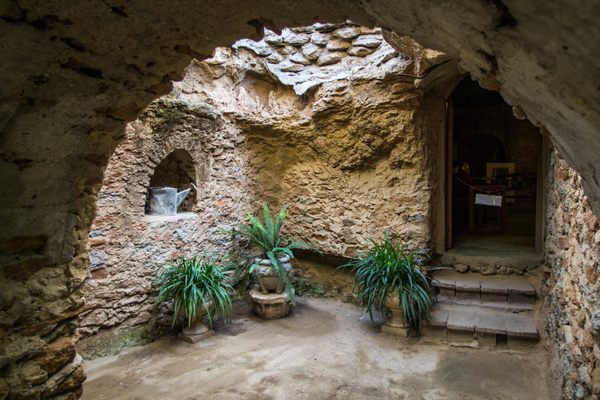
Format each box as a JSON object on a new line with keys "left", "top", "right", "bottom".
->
{"left": 176, "top": 188, "right": 192, "bottom": 207}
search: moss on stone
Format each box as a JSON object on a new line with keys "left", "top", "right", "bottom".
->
{"left": 77, "top": 325, "right": 162, "bottom": 359}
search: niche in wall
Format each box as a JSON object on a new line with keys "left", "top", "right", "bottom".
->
{"left": 145, "top": 149, "right": 197, "bottom": 214}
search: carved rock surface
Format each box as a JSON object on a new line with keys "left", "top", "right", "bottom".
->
{"left": 326, "top": 40, "right": 352, "bottom": 51}
{"left": 333, "top": 26, "right": 361, "bottom": 40}
{"left": 348, "top": 46, "right": 374, "bottom": 57}
{"left": 316, "top": 51, "right": 344, "bottom": 66}
{"left": 282, "top": 29, "right": 311, "bottom": 46}
{"left": 0, "top": 1, "right": 599, "bottom": 398}
{"left": 311, "top": 32, "right": 330, "bottom": 46}
{"left": 302, "top": 43, "right": 322, "bottom": 60}
{"left": 353, "top": 35, "right": 383, "bottom": 48}
{"left": 80, "top": 27, "right": 447, "bottom": 359}
{"left": 543, "top": 155, "right": 600, "bottom": 398}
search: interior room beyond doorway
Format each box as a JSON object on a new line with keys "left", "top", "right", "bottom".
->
{"left": 446, "top": 78, "right": 543, "bottom": 262}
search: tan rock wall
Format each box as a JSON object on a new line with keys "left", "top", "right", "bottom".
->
{"left": 242, "top": 79, "right": 445, "bottom": 257}
{"left": 543, "top": 153, "right": 600, "bottom": 399}
{"left": 1, "top": 2, "right": 600, "bottom": 399}
{"left": 79, "top": 100, "right": 251, "bottom": 343}
{"left": 78, "top": 30, "right": 447, "bottom": 349}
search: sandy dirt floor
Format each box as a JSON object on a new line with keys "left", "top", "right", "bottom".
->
{"left": 83, "top": 297, "right": 552, "bottom": 400}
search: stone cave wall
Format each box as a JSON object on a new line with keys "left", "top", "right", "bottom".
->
{"left": 78, "top": 25, "right": 451, "bottom": 353}
{"left": 543, "top": 152, "right": 600, "bottom": 399}
{"left": 174, "top": 25, "right": 452, "bottom": 257}
{"left": 1, "top": 2, "right": 600, "bottom": 399}
{"left": 77, "top": 100, "right": 252, "bottom": 356}
{"left": 240, "top": 77, "right": 444, "bottom": 257}
{"left": 78, "top": 24, "right": 600, "bottom": 400}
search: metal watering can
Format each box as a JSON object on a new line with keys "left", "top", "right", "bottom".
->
{"left": 145, "top": 186, "right": 192, "bottom": 216}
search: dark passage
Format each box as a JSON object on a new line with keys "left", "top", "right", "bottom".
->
{"left": 450, "top": 78, "right": 542, "bottom": 248}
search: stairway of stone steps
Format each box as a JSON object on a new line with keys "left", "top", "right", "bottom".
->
{"left": 422, "top": 270, "right": 541, "bottom": 348}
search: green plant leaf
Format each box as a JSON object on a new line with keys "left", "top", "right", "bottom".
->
{"left": 155, "top": 252, "right": 234, "bottom": 328}
{"left": 231, "top": 202, "right": 313, "bottom": 302}
{"left": 339, "top": 233, "right": 433, "bottom": 329}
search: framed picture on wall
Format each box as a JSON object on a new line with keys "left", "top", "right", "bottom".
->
{"left": 486, "top": 162, "right": 515, "bottom": 179}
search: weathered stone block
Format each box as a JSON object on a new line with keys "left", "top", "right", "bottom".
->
{"left": 326, "top": 40, "right": 351, "bottom": 52}
{"left": 476, "top": 313, "right": 507, "bottom": 335}
{"left": 264, "top": 31, "right": 283, "bottom": 45}
{"left": 310, "top": 32, "right": 329, "bottom": 46}
{"left": 447, "top": 310, "right": 476, "bottom": 332}
{"left": 352, "top": 35, "right": 382, "bottom": 48}
{"left": 505, "top": 314, "right": 538, "bottom": 339}
{"left": 290, "top": 52, "right": 311, "bottom": 65}
{"left": 421, "top": 325, "right": 447, "bottom": 341}
{"left": 432, "top": 276, "right": 455, "bottom": 297}
{"left": 313, "top": 23, "right": 339, "bottom": 33}
{"left": 282, "top": 30, "right": 310, "bottom": 46}
{"left": 333, "top": 27, "right": 361, "bottom": 40}
{"left": 249, "top": 289, "right": 291, "bottom": 320}
{"left": 455, "top": 279, "right": 480, "bottom": 299}
{"left": 32, "top": 336, "right": 76, "bottom": 376}
{"left": 48, "top": 365, "right": 86, "bottom": 398}
{"left": 20, "top": 361, "right": 48, "bottom": 386}
{"left": 447, "top": 329, "right": 476, "bottom": 345}
{"left": 347, "top": 46, "right": 374, "bottom": 57}
{"left": 316, "top": 51, "right": 344, "bottom": 66}
{"left": 480, "top": 280, "right": 508, "bottom": 302}
{"left": 301, "top": 43, "right": 321, "bottom": 60}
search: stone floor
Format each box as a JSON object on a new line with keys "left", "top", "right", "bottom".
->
{"left": 440, "top": 234, "right": 542, "bottom": 273}
{"left": 82, "top": 297, "right": 553, "bottom": 400}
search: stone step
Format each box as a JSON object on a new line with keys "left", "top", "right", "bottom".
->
{"left": 431, "top": 270, "right": 537, "bottom": 303}
{"left": 435, "top": 295, "right": 534, "bottom": 313}
{"left": 422, "top": 303, "right": 539, "bottom": 347}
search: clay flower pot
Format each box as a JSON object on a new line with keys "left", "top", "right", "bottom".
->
{"left": 180, "top": 300, "right": 214, "bottom": 343}
{"left": 253, "top": 255, "right": 293, "bottom": 294}
{"left": 381, "top": 291, "right": 411, "bottom": 337}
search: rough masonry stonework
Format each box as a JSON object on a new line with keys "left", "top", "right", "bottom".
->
{"left": 543, "top": 153, "right": 600, "bottom": 399}
{"left": 79, "top": 27, "right": 450, "bottom": 350}
{"left": 1, "top": 2, "right": 600, "bottom": 399}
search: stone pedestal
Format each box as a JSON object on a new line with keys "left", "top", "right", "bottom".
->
{"left": 381, "top": 322, "right": 411, "bottom": 337}
{"left": 382, "top": 293, "right": 412, "bottom": 337}
{"left": 179, "top": 320, "right": 214, "bottom": 343}
{"left": 249, "top": 289, "right": 291, "bottom": 319}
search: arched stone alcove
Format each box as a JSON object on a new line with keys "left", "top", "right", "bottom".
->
{"left": 145, "top": 149, "right": 197, "bottom": 214}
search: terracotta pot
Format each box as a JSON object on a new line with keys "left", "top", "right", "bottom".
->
{"left": 381, "top": 291, "right": 411, "bottom": 337}
{"left": 254, "top": 255, "right": 292, "bottom": 294}
{"left": 180, "top": 300, "right": 214, "bottom": 343}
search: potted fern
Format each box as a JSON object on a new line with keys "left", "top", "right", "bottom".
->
{"left": 235, "top": 203, "right": 310, "bottom": 302}
{"left": 341, "top": 234, "right": 433, "bottom": 336}
{"left": 155, "top": 253, "right": 233, "bottom": 342}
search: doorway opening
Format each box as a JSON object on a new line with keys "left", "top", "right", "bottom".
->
{"left": 444, "top": 78, "right": 544, "bottom": 265}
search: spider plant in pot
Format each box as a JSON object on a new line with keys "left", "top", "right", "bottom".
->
{"left": 235, "top": 203, "right": 310, "bottom": 302}
{"left": 341, "top": 234, "right": 433, "bottom": 336}
{"left": 155, "top": 253, "right": 233, "bottom": 341}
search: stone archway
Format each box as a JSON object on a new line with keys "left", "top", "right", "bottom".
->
{"left": 1, "top": 1, "right": 600, "bottom": 398}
